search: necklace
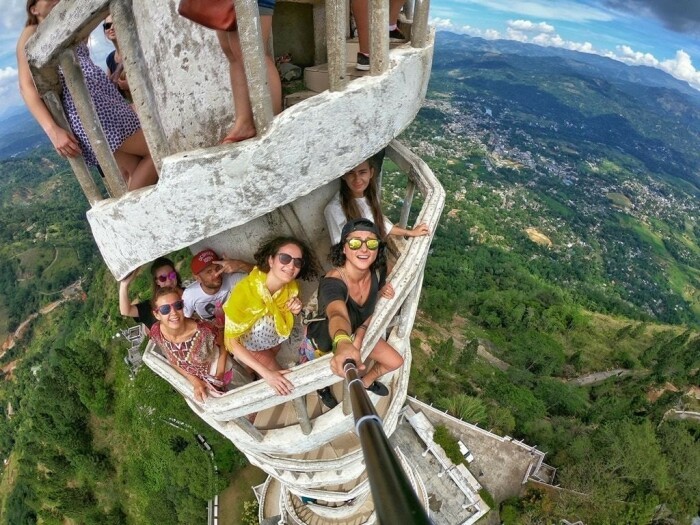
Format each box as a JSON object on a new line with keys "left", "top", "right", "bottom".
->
{"left": 337, "top": 267, "right": 372, "bottom": 305}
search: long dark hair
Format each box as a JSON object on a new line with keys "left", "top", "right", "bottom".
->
{"left": 254, "top": 236, "right": 320, "bottom": 281}
{"left": 339, "top": 160, "right": 389, "bottom": 239}
{"left": 25, "top": 0, "right": 40, "bottom": 26}
{"left": 150, "top": 257, "right": 182, "bottom": 296}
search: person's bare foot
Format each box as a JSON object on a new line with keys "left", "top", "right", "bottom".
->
{"left": 221, "top": 122, "right": 257, "bottom": 144}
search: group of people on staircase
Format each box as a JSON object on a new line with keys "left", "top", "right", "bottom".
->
{"left": 118, "top": 154, "right": 429, "bottom": 408}
{"left": 18, "top": 0, "right": 410, "bottom": 193}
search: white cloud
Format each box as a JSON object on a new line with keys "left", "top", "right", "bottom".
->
{"left": 456, "top": 0, "right": 613, "bottom": 22}
{"left": 429, "top": 17, "right": 501, "bottom": 38}
{"left": 508, "top": 19, "right": 555, "bottom": 33}
{"left": 616, "top": 44, "right": 659, "bottom": 66}
{"left": 662, "top": 50, "right": 700, "bottom": 85}
{"left": 431, "top": 17, "right": 460, "bottom": 31}
{"left": 501, "top": 20, "right": 599, "bottom": 55}
{"left": 615, "top": 46, "right": 700, "bottom": 89}
{"left": 505, "top": 28, "right": 529, "bottom": 42}
{"left": 0, "top": 66, "right": 17, "bottom": 82}
{"left": 1, "top": 0, "right": 25, "bottom": 31}
{"left": 433, "top": 16, "right": 700, "bottom": 91}
{"left": 0, "top": 65, "right": 22, "bottom": 112}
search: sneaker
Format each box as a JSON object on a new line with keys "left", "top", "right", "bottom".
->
{"left": 317, "top": 387, "right": 338, "bottom": 409}
{"left": 366, "top": 381, "right": 389, "bottom": 396}
{"left": 356, "top": 52, "right": 370, "bottom": 71}
{"left": 389, "top": 27, "right": 406, "bottom": 41}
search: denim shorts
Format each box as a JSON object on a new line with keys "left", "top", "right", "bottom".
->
{"left": 258, "top": 0, "right": 275, "bottom": 16}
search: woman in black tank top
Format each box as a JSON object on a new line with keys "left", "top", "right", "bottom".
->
{"left": 322, "top": 219, "right": 404, "bottom": 399}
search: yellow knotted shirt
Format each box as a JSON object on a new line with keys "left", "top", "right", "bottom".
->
{"left": 222, "top": 267, "right": 298, "bottom": 349}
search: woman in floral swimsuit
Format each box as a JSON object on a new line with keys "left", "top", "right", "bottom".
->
{"left": 150, "top": 287, "right": 231, "bottom": 402}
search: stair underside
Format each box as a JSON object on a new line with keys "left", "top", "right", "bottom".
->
{"left": 87, "top": 40, "right": 434, "bottom": 280}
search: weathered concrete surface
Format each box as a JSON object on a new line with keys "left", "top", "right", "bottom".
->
{"left": 88, "top": 40, "right": 434, "bottom": 280}
{"left": 663, "top": 409, "right": 700, "bottom": 422}
{"left": 407, "top": 399, "right": 546, "bottom": 504}
{"left": 140, "top": 145, "right": 443, "bottom": 524}
{"left": 25, "top": 0, "right": 110, "bottom": 68}
{"left": 391, "top": 420, "right": 485, "bottom": 525}
{"left": 131, "top": 1, "right": 233, "bottom": 151}
{"left": 141, "top": 141, "right": 442, "bottom": 426}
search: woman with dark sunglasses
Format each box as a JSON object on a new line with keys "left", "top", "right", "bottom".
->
{"left": 103, "top": 15, "right": 130, "bottom": 101}
{"left": 118, "top": 257, "right": 182, "bottom": 330}
{"left": 302, "top": 219, "right": 403, "bottom": 408}
{"left": 222, "top": 237, "right": 319, "bottom": 396}
{"left": 149, "top": 287, "right": 237, "bottom": 402}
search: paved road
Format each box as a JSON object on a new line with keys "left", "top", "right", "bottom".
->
{"left": 567, "top": 368, "right": 631, "bottom": 386}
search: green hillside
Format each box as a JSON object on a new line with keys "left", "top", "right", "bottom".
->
{"left": 385, "top": 33, "right": 700, "bottom": 524}
{"left": 0, "top": 33, "right": 698, "bottom": 524}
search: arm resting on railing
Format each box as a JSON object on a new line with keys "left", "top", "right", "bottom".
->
{"left": 17, "top": 26, "right": 81, "bottom": 157}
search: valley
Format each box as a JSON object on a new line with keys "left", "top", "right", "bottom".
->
{"left": 0, "top": 32, "right": 698, "bottom": 524}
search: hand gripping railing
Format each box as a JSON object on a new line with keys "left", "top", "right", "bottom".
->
{"left": 343, "top": 359, "right": 432, "bottom": 525}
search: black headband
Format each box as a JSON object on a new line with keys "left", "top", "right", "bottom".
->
{"left": 341, "top": 218, "right": 380, "bottom": 241}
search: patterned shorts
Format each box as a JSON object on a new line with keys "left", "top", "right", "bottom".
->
{"left": 298, "top": 336, "right": 329, "bottom": 364}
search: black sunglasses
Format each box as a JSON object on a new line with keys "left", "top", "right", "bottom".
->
{"left": 155, "top": 300, "right": 184, "bottom": 315}
{"left": 103, "top": 22, "right": 113, "bottom": 30}
{"left": 277, "top": 253, "right": 303, "bottom": 269}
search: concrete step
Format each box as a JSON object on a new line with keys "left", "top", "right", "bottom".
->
{"left": 304, "top": 63, "right": 369, "bottom": 93}
{"left": 287, "top": 30, "right": 411, "bottom": 102}
{"left": 285, "top": 90, "right": 318, "bottom": 108}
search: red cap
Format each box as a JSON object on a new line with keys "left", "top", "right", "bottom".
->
{"left": 191, "top": 249, "right": 218, "bottom": 275}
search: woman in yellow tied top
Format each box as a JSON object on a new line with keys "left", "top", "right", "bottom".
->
{"left": 223, "top": 237, "right": 319, "bottom": 395}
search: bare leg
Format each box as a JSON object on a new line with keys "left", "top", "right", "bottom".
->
{"left": 256, "top": 345, "right": 283, "bottom": 371}
{"left": 351, "top": 0, "right": 370, "bottom": 55}
{"left": 361, "top": 338, "right": 403, "bottom": 387}
{"left": 389, "top": 0, "right": 404, "bottom": 27}
{"left": 216, "top": 16, "right": 281, "bottom": 143}
{"left": 116, "top": 129, "right": 157, "bottom": 190}
{"left": 353, "top": 0, "right": 403, "bottom": 56}
{"left": 113, "top": 149, "right": 139, "bottom": 184}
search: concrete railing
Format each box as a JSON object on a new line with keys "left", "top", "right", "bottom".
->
{"left": 141, "top": 140, "right": 444, "bottom": 440}
{"left": 25, "top": 0, "right": 432, "bottom": 208}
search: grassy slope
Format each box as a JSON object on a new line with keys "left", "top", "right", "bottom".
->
{"left": 218, "top": 465, "right": 267, "bottom": 525}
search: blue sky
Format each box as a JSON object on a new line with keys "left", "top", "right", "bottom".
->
{"left": 1, "top": 0, "right": 699, "bottom": 116}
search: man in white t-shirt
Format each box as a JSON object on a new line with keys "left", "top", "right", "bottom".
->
{"left": 182, "top": 249, "right": 251, "bottom": 327}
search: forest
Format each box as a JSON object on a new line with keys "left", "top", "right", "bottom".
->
{"left": 0, "top": 261, "right": 251, "bottom": 524}
{"left": 0, "top": 151, "right": 95, "bottom": 336}
{"left": 0, "top": 152, "right": 253, "bottom": 524}
{"left": 380, "top": 167, "right": 700, "bottom": 521}
{"left": 0, "top": 33, "right": 699, "bottom": 523}
{"left": 386, "top": 35, "right": 700, "bottom": 522}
